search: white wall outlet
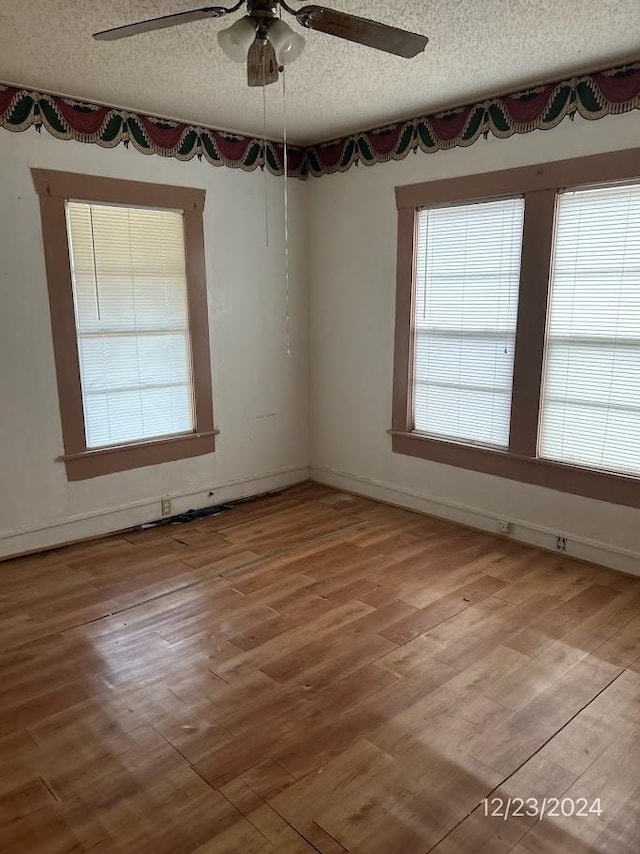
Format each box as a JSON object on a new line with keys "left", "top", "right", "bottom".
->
{"left": 556, "top": 536, "right": 567, "bottom": 552}
{"left": 161, "top": 497, "right": 172, "bottom": 517}
{"left": 498, "top": 520, "right": 512, "bottom": 534}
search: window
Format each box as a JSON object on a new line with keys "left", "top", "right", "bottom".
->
{"left": 413, "top": 198, "right": 524, "bottom": 448}
{"left": 33, "top": 170, "right": 216, "bottom": 480}
{"left": 392, "top": 148, "right": 640, "bottom": 508}
{"left": 67, "top": 202, "right": 194, "bottom": 449}
{"left": 541, "top": 182, "right": 640, "bottom": 476}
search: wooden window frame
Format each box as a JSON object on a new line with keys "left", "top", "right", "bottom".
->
{"left": 32, "top": 169, "right": 218, "bottom": 481}
{"left": 391, "top": 148, "right": 640, "bottom": 509}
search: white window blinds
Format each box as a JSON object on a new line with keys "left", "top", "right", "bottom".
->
{"left": 540, "top": 182, "right": 640, "bottom": 476}
{"left": 65, "top": 201, "right": 195, "bottom": 450}
{"left": 412, "top": 197, "right": 525, "bottom": 448}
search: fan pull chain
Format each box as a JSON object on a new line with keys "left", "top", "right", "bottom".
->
{"left": 282, "top": 67, "right": 291, "bottom": 357}
{"left": 262, "top": 55, "right": 269, "bottom": 247}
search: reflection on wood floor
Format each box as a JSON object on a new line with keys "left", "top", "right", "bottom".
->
{"left": 1, "top": 481, "right": 639, "bottom": 852}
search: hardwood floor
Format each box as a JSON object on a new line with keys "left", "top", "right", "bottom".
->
{"left": 1, "top": 482, "right": 639, "bottom": 853}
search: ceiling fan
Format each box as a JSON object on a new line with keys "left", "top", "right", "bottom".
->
{"left": 94, "top": 1, "right": 428, "bottom": 87}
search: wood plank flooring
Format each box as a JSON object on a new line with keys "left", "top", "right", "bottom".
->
{"left": 0, "top": 482, "right": 639, "bottom": 852}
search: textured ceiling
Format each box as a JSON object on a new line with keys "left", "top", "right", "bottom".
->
{"left": 1, "top": 1, "right": 639, "bottom": 145}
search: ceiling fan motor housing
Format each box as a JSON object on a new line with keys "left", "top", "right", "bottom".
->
{"left": 246, "top": 0, "right": 279, "bottom": 41}
{"left": 247, "top": 0, "right": 278, "bottom": 20}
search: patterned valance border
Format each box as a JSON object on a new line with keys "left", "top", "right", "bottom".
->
{"left": 1, "top": 61, "right": 639, "bottom": 180}
{"left": 306, "top": 62, "right": 640, "bottom": 177}
{"left": 0, "top": 84, "right": 307, "bottom": 178}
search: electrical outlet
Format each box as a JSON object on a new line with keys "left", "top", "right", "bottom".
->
{"left": 161, "top": 497, "right": 172, "bottom": 517}
{"left": 498, "top": 520, "right": 511, "bottom": 534}
{"left": 556, "top": 536, "right": 567, "bottom": 552}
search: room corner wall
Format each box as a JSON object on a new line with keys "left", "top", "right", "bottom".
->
{"left": 3, "top": 107, "right": 640, "bottom": 570}
{"left": 0, "top": 130, "right": 310, "bottom": 557}
{"left": 308, "top": 110, "right": 640, "bottom": 576}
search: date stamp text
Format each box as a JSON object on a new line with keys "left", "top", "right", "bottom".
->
{"left": 482, "top": 797, "right": 603, "bottom": 820}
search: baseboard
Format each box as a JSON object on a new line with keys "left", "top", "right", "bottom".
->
{"left": 6, "top": 463, "right": 637, "bottom": 576}
{"left": 0, "top": 466, "right": 309, "bottom": 559}
{"left": 310, "top": 465, "right": 640, "bottom": 578}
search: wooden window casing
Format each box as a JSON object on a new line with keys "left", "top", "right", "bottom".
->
{"left": 391, "top": 148, "right": 640, "bottom": 508}
{"left": 33, "top": 169, "right": 217, "bottom": 481}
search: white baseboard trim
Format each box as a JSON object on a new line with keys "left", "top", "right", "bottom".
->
{"left": 310, "top": 465, "right": 640, "bottom": 578}
{"left": 0, "top": 466, "right": 309, "bottom": 559}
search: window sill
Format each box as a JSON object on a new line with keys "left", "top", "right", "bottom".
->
{"left": 58, "top": 430, "right": 219, "bottom": 481}
{"left": 388, "top": 430, "right": 640, "bottom": 509}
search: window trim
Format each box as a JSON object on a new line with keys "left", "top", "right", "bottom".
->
{"left": 32, "top": 169, "right": 217, "bottom": 481}
{"left": 391, "top": 148, "right": 640, "bottom": 509}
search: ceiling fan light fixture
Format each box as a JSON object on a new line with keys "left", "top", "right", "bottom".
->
{"left": 217, "top": 15, "right": 256, "bottom": 63}
{"left": 267, "top": 18, "right": 305, "bottom": 66}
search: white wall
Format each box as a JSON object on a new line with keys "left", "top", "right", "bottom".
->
{"left": 308, "top": 112, "right": 640, "bottom": 575}
{"left": 0, "top": 130, "right": 309, "bottom": 556}
{"left": 3, "top": 111, "right": 640, "bottom": 570}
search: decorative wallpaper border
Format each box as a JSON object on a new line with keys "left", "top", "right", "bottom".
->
{"left": 1, "top": 61, "right": 639, "bottom": 180}
{"left": 306, "top": 62, "right": 640, "bottom": 177}
{"left": 0, "top": 84, "right": 307, "bottom": 178}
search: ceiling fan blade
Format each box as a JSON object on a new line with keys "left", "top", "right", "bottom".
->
{"left": 93, "top": 6, "right": 233, "bottom": 41}
{"left": 294, "top": 5, "right": 428, "bottom": 58}
{"left": 247, "top": 38, "right": 279, "bottom": 87}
